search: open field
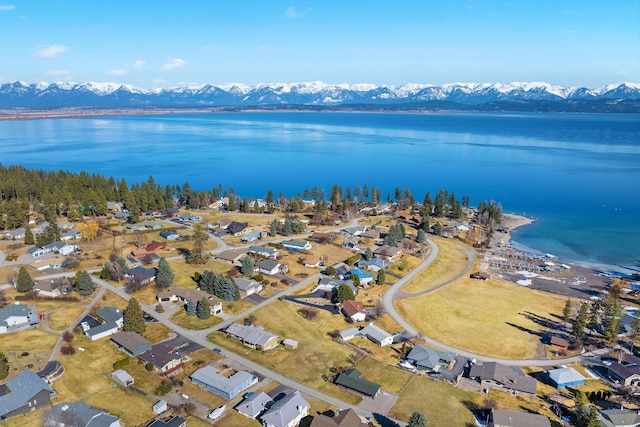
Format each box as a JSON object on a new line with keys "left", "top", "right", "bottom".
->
{"left": 208, "top": 300, "right": 362, "bottom": 404}
{"left": 47, "top": 307, "right": 86, "bottom": 330}
{"left": 83, "top": 387, "right": 156, "bottom": 426}
{"left": 0, "top": 329, "right": 59, "bottom": 380}
{"left": 142, "top": 321, "right": 173, "bottom": 343}
{"left": 387, "top": 254, "right": 423, "bottom": 279}
{"left": 355, "top": 357, "right": 413, "bottom": 394}
{"left": 394, "top": 275, "right": 568, "bottom": 359}
{"left": 171, "top": 310, "right": 223, "bottom": 329}
{"left": 399, "top": 237, "right": 469, "bottom": 293}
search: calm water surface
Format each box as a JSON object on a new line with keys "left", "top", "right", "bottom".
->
{"left": 1, "top": 111, "right": 639, "bottom": 267}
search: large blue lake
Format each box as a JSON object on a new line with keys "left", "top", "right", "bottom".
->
{"left": 1, "top": 111, "right": 639, "bottom": 268}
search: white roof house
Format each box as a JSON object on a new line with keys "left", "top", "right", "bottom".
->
{"left": 236, "top": 391, "right": 272, "bottom": 419}
{"left": 260, "top": 390, "right": 309, "bottom": 427}
{"left": 360, "top": 323, "right": 394, "bottom": 347}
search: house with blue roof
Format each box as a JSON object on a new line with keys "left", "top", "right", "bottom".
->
{"left": 348, "top": 268, "right": 374, "bottom": 285}
{"left": 0, "top": 371, "right": 55, "bottom": 420}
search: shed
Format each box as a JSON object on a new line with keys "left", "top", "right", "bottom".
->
{"left": 546, "top": 367, "right": 585, "bottom": 388}
{"left": 283, "top": 338, "right": 298, "bottom": 349}
{"left": 111, "top": 369, "right": 134, "bottom": 387}
{"left": 152, "top": 400, "right": 168, "bottom": 414}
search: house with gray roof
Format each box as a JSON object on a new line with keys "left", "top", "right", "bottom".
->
{"left": 599, "top": 408, "right": 640, "bottom": 427}
{"left": 225, "top": 323, "right": 279, "bottom": 350}
{"left": 111, "top": 369, "right": 134, "bottom": 387}
{"left": 79, "top": 306, "right": 123, "bottom": 341}
{"left": 242, "top": 230, "right": 267, "bottom": 242}
{"left": 236, "top": 391, "right": 272, "bottom": 419}
{"left": 227, "top": 221, "right": 249, "bottom": 236}
{"left": 309, "top": 408, "right": 368, "bottom": 427}
{"left": 2, "top": 228, "right": 26, "bottom": 240}
{"left": 260, "top": 390, "right": 310, "bottom": 427}
{"left": 0, "top": 371, "right": 55, "bottom": 420}
{"left": 281, "top": 240, "right": 312, "bottom": 251}
{"left": 49, "top": 402, "right": 123, "bottom": 426}
{"left": 124, "top": 266, "right": 156, "bottom": 284}
{"left": 334, "top": 369, "right": 381, "bottom": 397}
{"left": 147, "top": 416, "right": 186, "bottom": 427}
{"left": 216, "top": 249, "right": 248, "bottom": 265}
{"left": 256, "top": 259, "right": 283, "bottom": 276}
{"left": 249, "top": 246, "right": 279, "bottom": 259}
{"left": 27, "top": 246, "right": 48, "bottom": 257}
{"left": 406, "top": 345, "right": 455, "bottom": 372}
{"left": 488, "top": 408, "right": 550, "bottom": 427}
{"left": 468, "top": 362, "right": 537, "bottom": 395}
{"left": 359, "top": 323, "right": 394, "bottom": 347}
{"left": 61, "top": 230, "right": 82, "bottom": 241}
{"left": 190, "top": 365, "right": 258, "bottom": 399}
{"left": 159, "top": 230, "right": 180, "bottom": 240}
{"left": 0, "top": 303, "right": 38, "bottom": 334}
{"left": 111, "top": 331, "right": 152, "bottom": 356}
{"left": 98, "top": 307, "right": 124, "bottom": 328}
{"left": 357, "top": 257, "right": 388, "bottom": 272}
{"left": 236, "top": 278, "right": 264, "bottom": 297}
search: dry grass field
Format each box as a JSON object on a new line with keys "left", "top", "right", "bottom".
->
{"left": 0, "top": 329, "right": 59, "bottom": 380}
{"left": 47, "top": 307, "right": 86, "bottom": 330}
{"left": 395, "top": 275, "right": 568, "bottom": 359}
{"left": 170, "top": 310, "right": 223, "bottom": 329}
{"left": 355, "top": 357, "right": 413, "bottom": 394}
{"left": 83, "top": 387, "right": 156, "bottom": 426}
{"left": 399, "top": 237, "right": 469, "bottom": 293}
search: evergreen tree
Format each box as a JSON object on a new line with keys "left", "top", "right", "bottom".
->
{"left": 197, "top": 297, "right": 211, "bottom": 319}
{"left": 364, "top": 247, "right": 373, "bottom": 261}
{"left": 221, "top": 278, "right": 241, "bottom": 301}
{"left": 333, "top": 283, "right": 355, "bottom": 303}
{"left": 241, "top": 257, "right": 255, "bottom": 276}
{"left": 199, "top": 270, "right": 216, "bottom": 294}
{"left": 155, "top": 257, "right": 174, "bottom": 289}
{"left": 76, "top": 270, "right": 94, "bottom": 296}
{"left": 408, "top": 411, "right": 428, "bottom": 427}
{"left": 563, "top": 299, "right": 572, "bottom": 323}
{"left": 417, "top": 229, "right": 426, "bottom": 243}
{"left": 603, "top": 296, "right": 621, "bottom": 342}
{"left": 350, "top": 273, "right": 361, "bottom": 287}
{"left": 0, "top": 351, "right": 8, "bottom": 380}
{"left": 187, "top": 223, "right": 208, "bottom": 264}
{"left": 123, "top": 298, "right": 146, "bottom": 333}
{"left": 186, "top": 299, "right": 197, "bottom": 316}
{"left": 24, "top": 225, "right": 34, "bottom": 245}
{"left": 269, "top": 219, "right": 278, "bottom": 237}
{"left": 572, "top": 302, "right": 589, "bottom": 341}
{"left": 376, "top": 269, "right": 386, "bottom": 286}
{"left": 16, "top": 266, "right": 35, "bottom": 292}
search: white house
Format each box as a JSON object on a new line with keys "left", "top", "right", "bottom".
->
{"left": 360, "top": 323, "right": 394, "bottom": 347}
{"left": 0, "top": 303, "right": 39, "bottom": 334}
{"left": 281, "top": 240, "right": 312, "bottom": 251}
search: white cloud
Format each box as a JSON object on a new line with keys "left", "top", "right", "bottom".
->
{"left": 160, "top": 58, "right": 188, "bottom": 71}
{"left": 108, "top": 68, "right": 127, "bottom": 77}
{"left": 152, "top": 78, "right": 168, "bottom": 87}
{"left": 35, "top": 44, "right": 68, "bottom": 58}
{"left": 0, "top": 5, "right": 15, "bottom": 11}
{"left": 133, "top": 60, "right": 146, "bottom": 69}
{"left": 285, "top": 6, "right": 311, "bottom": 19}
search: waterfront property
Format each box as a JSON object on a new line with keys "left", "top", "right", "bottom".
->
{"left": 190, "top": 365, "right": 258, "bottom": 399}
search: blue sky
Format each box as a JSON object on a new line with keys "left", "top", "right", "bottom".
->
{"left": 0, "top": 1, "right": 638, "bottom": 88}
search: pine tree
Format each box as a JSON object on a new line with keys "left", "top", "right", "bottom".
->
{"left": 24, "top": 225, "right": 34, "bottom": 245}
{"left": 376, "top": 269, "right": 386, "bottom": 286}
{"left": 563, "top": 299, "right": 572, "bottom": 323}
{"left": 270, "top": 219, "right": 278, "bottom": 237}
{"left": 408, "top": 411, "right": 427, "bottom": 427}
{"left": 16, "top": 266, "right": 35, "bottom": 292}
{"left": 197, "top": 298, "right": 211, "bottom": 319}
{"left": 221, "top": 278, "right": 240, "bottom": 301}
{"left": 123, "top": 298, "right": 146, "bottom": 333}
{"left": 187, "top": 223, "right": 208, "bottom": 264}
{"left": 0, "top": 351, "right": 8, "bottom": 380}
{"left": 186, "top": 299, "right": 197, "bottom": 316}
{"left": 333, "top": 283, "right": 355, "bottom": 303}
{"left": 241, "top": 257, "right": 254, "bottom": 276}
{"left": 77, "top": 270, "right": 95, "bottom": 296}
{"left": 155, "top": 257, "right": 174, "bottom": 289}
{"left": 417, "top": 229, "right": 426, "bottom": 243}
{"left": 364, "top": 247, "right": 373, "bottom": 261}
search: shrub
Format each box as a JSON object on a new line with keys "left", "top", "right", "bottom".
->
{"left": 297, "top": 307, "right": 319, "bottom": 320}
{"left": 145, "top": 362, "right": 154, "bottom": 371}
{"left": 155, "top": 380, "right": 172, "bottom": 396}
{"left": 60, "top": 345, "right": 75, "bottom": 355}
{"left": 113, "top": 357, "right": 130, "bottom": 370}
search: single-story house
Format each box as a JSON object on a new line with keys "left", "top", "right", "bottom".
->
{"left": 340, "top": 300, "right": 366, "bottom": 323}
{"left": 248, "top": 246, "right": 279, "bottom": 259}
{"left": 107, "top": 201, "right": 123, "bottom": 212}
{"left": 470, "top": 271, "right": 490, "bottom": 280}
{"left": 341, "top": 225, "right": 368, "bottom": 236}
{"left": 84, "top": 321, "right": 120, "bottom": 341}
{"left": 348, "top": 268, "right": 374, "bottom": 285}
{"left": 49, "top": 401, "right": 122, "bottom": 427}
{"left": 488, "top": 408, "right": 550, "bottom": 427}
{"left": 124, "top": 266, "right": 156, "bottom": 284}
{"left": 236, "top": 391, "right": 272, "bottom": 419}
{"left": 79, "top": 307, "right": 123, "bottom": 341}
{"left": 32, "top": 280, "right": 61, "bottom": 296}
{"left": 2, "top": 228, "right": 26, "bottom": 240}
{"left": 159, "top": 230, "right": 180, "bottom": 240}
{"left": 282, "top": 240, "right": 312, "bottom": 251}
{"left": 256, "top": 259, "right": 283, "bottom": 276}
{"left": 357, "top": 257, "right": 388, "bottom": 272}
{"left": 359, "top": 323, "right": 393, "bottom": 347}
{"left": 190, "top": 365, "right": 258, "bottom": 399}
{"left": 607, "top": 362, "right": 640, "bottom": 387}
{"left": 27, "top": 246, "right": 48, "bottom": 257}
{"left": 111, "top": 369, "right": 135, "bottom": 387}
{"left": 111, "top": 331, "right": 152, "bottom": 356}
{"left": 598, "top": 408, "right": 640, "bottom": 427}
{"left": 216, "top": 249, "right": 248, "bottom": 265}
{"left": 179, "top": 213, "right": 201, "bottom": 222}
{"left": 360, "top": 229, "right": 381, "bottom": 240}
{"left": 339, "top": 327, "right": 360, "bottom": 341}
{"left": 374, "top": 245, "right": 403, "bottom": 263}
{"left": 227, "top": 221, "right": 249, "bottom": 236}
{"left": 0, "top": 371, "right": 55, "bottom": 420}
{"left": 0, "top": 303, "right": 39, "bottom": 334}
{"left": 29, "top": 258, "right": 63, "bottom": 272}
{"left": 334, "top": 369, "right": 381, "bottom": 398}
{"left": 60, "top": 230, "right": 82, "bottom": 241}
{"left": 546, "top": 367, "right": 585, "bottom": 388}
{"left": 235, "top": 278, "right": 264, "bottom": 297}
{"left": 208, "top": 218, "right": 233, "bottom": 230}
{"left": 260, "top": 390, "right": 310, "bottom": 427}
{"left": 342, "top": 237, "right": 361, "bottom": 251}
{"left": 147, "top": 416, "right": 187, "bottom": 427}
{"left": 300, "top": 254, "right": 323, "bottom": 268}
{"left": 225, "top": 323, "right": 279, "bottom": 350}
{"left": 406, "top": 345, "right": 455, "bottom": 372}
{"left": 98, "top": 307, "right": 124, "bottom": 328}
{"left": 156, "top": 287, "right": 223, "bottom": 315}
{"left": 138, "top": 347, "right": 185, "bottom": 376}
{"left": 241, "top": 231, "right": 267, "bottom": 242}
{"left": 468, "top": 362, "right": 537, "bottom": 396}
{"left": 152, "top": 399, "right": 168, "bottom": 415}
{"left": 309, "top": 408, "right": 367, "bottom": 427}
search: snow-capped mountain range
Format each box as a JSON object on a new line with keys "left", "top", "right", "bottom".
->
{"left": 1, "top": 80, "right": 639, "bottom": 109}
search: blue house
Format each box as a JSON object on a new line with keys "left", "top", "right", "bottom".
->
{"left": 546, "top": 367, "right": 585, "bottom": 388}
{"left": 190, "top": 365, "right": 257, "bottom": 399}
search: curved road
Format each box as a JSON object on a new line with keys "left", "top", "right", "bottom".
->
{"left": 382, "top": 239, "right": 608, "bottom": 367}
